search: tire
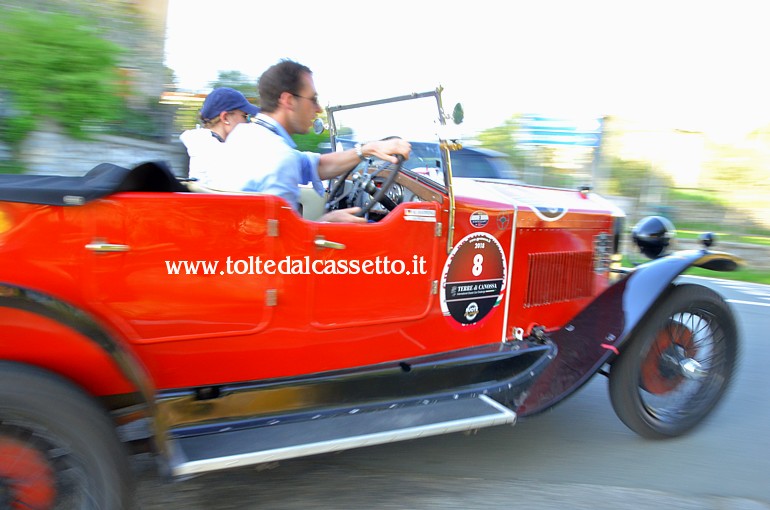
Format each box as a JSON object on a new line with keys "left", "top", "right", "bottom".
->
{"left": 0, "top": 362, "right": 136, "bottom": 509}
{"left": 609, "top": 284, "right": 738, "bottom": 439}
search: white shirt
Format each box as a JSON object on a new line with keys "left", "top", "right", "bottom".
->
{"left": 214, "top": 115, "right": 323, "bottom": 209}
{"left": 179, "top": 128, "right": 224, "bottom": 186}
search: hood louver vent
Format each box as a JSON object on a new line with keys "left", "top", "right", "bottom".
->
{"left": 525, "top": 251, "right": 594, "bottom": 307}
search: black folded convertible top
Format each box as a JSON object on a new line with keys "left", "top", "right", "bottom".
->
{"left": 0, "top": 161, "right": 188, "bottom": 206}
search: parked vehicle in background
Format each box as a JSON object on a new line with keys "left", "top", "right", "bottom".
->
{"left": 372, "top": 141, "right": 520, "bottom": 183}
{"left": 450, "top": 146, "right": 519, "bottom": 180}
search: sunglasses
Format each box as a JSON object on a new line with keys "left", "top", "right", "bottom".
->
{"left": 229, "top": 111, "right": 252, "bottom": 122}
{"left": 291, "top": 93, "right": 320, "bottom": 106}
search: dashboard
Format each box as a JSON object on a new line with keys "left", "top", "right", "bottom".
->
{"left": 327, "top": 165, "right": 444, "bottom": 219}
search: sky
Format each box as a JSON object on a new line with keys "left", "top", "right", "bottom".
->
{"left": 164, "top": 0, "right": 770, "bottom": 138}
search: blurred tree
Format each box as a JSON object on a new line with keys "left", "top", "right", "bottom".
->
{"left": 0, "top": 8, "right": 124, "bottom": 145}
{"left": 698, "top": 134, "right": 770, "bottom": 230}
{"left": 602, "top": 156, "right": 652, "bottom": 198}
{"left": 14, "top": 0, "right": 171, "bottom": 97}
{"left": 476, "top": 116, "right": 527, "bottom": 172}
{"left": 210, "top": 71, "right": 259, "bottom": 102}
{"left": 701, "top": 139, "right": 770, "bottom": 190}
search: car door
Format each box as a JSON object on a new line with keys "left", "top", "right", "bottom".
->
{"left": 84, "top": 193, "right": 278, "bottom": 342}
{"left": 308, "top": 202, "right": 442, "bottom": 328}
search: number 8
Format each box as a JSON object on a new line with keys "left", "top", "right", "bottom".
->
{"left": 472, "top": 253, "right": 483, "bottom": 276}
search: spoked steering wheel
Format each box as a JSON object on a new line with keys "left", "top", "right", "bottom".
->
{"left": 326, "top": 153, "right": 405, "bottom": 218}
{"left": 355, "top": 154, "right": 405, "bottom": 217}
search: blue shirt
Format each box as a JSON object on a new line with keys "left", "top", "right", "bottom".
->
{"left": 215, "top": 114, "right": 323, "bottom": 209}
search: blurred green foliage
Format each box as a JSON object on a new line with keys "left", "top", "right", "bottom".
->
{"left": 702, "top": 139, "right": 770, "bottom": 190}
{"left": 210, "top": 71, "right": 259, "bottom": 101}
{"left": 603, "top": 156, "right": 674, "bottom": 198}
{"left": 0, "top": 160, "right": 27, "bottom": 174}
{"left": 684, "top": 265, "right": 770, "bottom": 285}
{"left": 0, "top": 8, "right": 124, "bottom": 145}
{"left": 622, "top": 254, "right": 770, "bottom": 285}
{"left": 292, "top": 131, "right": 329, "bottom": 154}
{"left": 669, "top": 188, "right": 724, "bottom": 204}
{"left": 476, "top": 116, "right": 527, "bottom": 174}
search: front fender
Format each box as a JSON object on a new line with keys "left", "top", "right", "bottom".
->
{"left": 517, "top": 249, "right": 743, "bottom": 417}
{"left": 618, "top": 250, "right": 742, "bottom": 339}
{"left": 0, "top": 283, "right": 166, "bottom": 457}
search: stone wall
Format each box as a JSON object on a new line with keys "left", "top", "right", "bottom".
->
{"left": 13, "top": 128, "right": 189, "bottom": 177}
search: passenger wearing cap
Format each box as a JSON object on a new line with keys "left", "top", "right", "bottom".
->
{"left": 179, "top": 87, "right": 259, "bottom": 186}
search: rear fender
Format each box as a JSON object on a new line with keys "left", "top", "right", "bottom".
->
{"left": 517, "top": 249, "right": 742, "bottom": 416}
{"left": 0, "top": 283, "right": 162, "bottom": 448}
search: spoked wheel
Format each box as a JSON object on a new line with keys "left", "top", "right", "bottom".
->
{"left": 0, "top": 362, "right": 135, "bottom": 509}
{"left": 609, "top": 284, "right": 738, "bottom": 438}
{"left": 0, "top": 430, "right": 58, "bottom": 509}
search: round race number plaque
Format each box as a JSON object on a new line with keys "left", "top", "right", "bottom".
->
{"left": 440, "top": 232, "right": 507, "bottom": 326}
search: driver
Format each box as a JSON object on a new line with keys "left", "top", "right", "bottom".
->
{"left": 216, "top": 59, "right": 411, "bottom": 223}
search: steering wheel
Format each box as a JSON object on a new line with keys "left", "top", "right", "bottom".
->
{"left": 326, "top": 154, "right": 405, "bottom": 217}
{"left": 355, "top": 154, "right": 405, "bottom": 217}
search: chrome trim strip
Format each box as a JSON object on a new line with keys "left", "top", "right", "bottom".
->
{"left": 313, "top": 236, "right": 346, "bottom": 250}
{"left": 85, "top": 242, "right": 130, "bottom": 253}
{"left": 501, "top": 205, "right": 518, "bottom": 342}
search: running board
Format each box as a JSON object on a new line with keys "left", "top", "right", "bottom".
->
{"left": 168, "top": 394, "right": 515, "bottom": 477}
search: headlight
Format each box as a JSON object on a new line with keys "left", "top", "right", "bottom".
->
{"left": 632, "top": 216, "right": 676, "bottom": 259}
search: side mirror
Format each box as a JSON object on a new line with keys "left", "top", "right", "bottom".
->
{"left": 313, "top": 118, "right": 327, "bottom": 135}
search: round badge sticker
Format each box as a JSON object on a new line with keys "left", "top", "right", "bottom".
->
{"left": 470, "top": 210, "right": 489, "bottom": 228}
{"left": 440, "top": 232, "right": 507, "bottom": 326}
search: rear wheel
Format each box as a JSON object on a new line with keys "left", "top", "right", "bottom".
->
{"left": 0, "top": 362, "right": 135, "bottom": 509}
{"left": 609, "top": 284, "right": 738, "bottom": 438}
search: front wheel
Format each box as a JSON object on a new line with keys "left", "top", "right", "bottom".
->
{"left": 0, "top": 362, "right": 135, "bottom": 509}
{"left": 609, "top": 284, "right": 738, "bottom": 439}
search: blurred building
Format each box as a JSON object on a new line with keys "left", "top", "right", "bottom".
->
{"left": 121, "top": 0, "right": 170, "bottom": 98}
{"left": 0, "top": 0, "right": 185, "bottom": 175}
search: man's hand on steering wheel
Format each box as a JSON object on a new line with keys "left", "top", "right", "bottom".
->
{"left": 362, "top": 138, "right": 411, "bottom": 164}
{"left": 325, "top": 138, "right": 411, "bottom": 216}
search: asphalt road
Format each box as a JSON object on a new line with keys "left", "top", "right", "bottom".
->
{"left": 135, "top": 276, "right": 770, "bottom": 510}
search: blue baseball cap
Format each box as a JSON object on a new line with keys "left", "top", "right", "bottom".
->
{"left": 200, "top": 87, "right": 259, "bottom": 121}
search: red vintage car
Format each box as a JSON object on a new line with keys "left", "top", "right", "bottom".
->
{"left": 0, "top": 90, "right": 740, "bottom": 509}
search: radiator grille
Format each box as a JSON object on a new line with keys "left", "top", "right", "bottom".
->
{"left": 525, "top": 251, "right": 594, "bottom": 307}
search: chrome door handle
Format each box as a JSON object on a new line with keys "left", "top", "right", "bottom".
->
{"left": 314, "top": 236, "right": 346, "bottom": 250}
{"left": 85, "top": 242, "right": 130, "bottom": 253}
